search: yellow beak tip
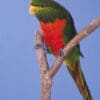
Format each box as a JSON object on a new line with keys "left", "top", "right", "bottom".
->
{"left": 29, "top": 6, "right": 36, "bottom": 14}
{"left": 29, "top": 6, "right": 40, "bottom": 14}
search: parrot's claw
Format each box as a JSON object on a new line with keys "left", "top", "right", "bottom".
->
{"left": 59, "top": 49, "right": 64, "bottom": 58}
{"left": 34, "top": 44, "right": 46, "bottom": 50}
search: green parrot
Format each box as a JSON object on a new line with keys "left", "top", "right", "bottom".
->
{"left": 29, "top": 0, "right": 92, "bottom": 99}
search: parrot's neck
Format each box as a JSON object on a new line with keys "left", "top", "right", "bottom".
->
{"left": 39, "top": 18, "right": 67, "bottom": 55}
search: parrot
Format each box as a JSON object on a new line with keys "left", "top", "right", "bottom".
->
{"left": 29, "top": 0, "right": 92, "bottom": 99}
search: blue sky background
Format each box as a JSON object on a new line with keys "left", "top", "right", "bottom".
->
{"left": 0, "top": 0, "right": 100, "bottom": 100}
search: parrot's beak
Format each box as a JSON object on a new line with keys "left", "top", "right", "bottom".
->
{"left": 29, "top": 6, "right": 40, "bottom": 15}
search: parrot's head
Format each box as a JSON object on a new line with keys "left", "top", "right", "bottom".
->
{"left": 29, "top": 0, "right": 67, "bottom": 22}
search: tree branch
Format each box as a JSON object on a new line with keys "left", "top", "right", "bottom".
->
{"left": 35, "top": 32, "right": 52, "bottom": 100}
{"left": 35, "top": 18, "right": 100, "bottom": 100}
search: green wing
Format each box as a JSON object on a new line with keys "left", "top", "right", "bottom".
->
{"left": 62, "top": 8, "right": 83, "bottom": 57}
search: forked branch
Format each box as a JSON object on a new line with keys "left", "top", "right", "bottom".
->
{"left": 35, "top": 18, "right": 100, "bottom": 100}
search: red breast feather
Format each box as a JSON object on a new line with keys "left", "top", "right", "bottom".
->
{"left": 40, "top": 19, "right": 67, "bottom": 56}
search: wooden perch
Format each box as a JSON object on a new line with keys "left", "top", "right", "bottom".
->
{"left": 35, "top": 18, "right": 100, "bottom": 100}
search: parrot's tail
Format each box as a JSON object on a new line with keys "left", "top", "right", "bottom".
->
{"left": 64, "top": 60, "right": 92, "bottom": 100}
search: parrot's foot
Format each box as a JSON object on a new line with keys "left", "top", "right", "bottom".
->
{"left": 59, "top": 49, "right": 64, "bottom": 58}
{"left": 34, "top": 44, "right": 46, "bottom": 50}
